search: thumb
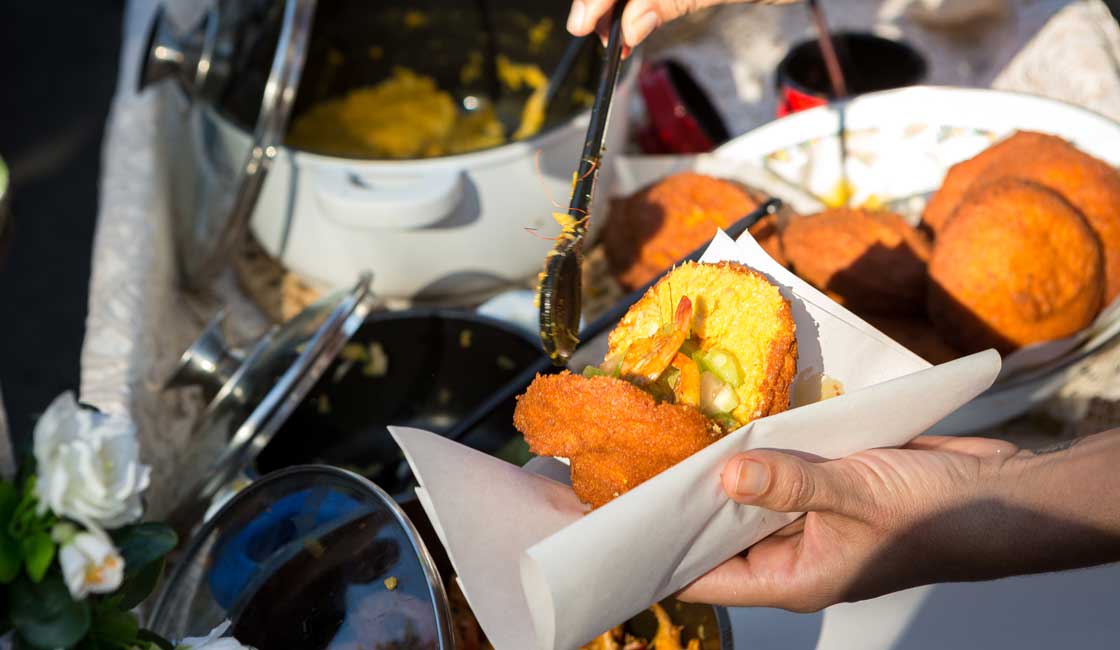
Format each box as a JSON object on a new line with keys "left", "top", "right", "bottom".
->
{"left": 721, "top": 450, "right": 856, "bottom": 513}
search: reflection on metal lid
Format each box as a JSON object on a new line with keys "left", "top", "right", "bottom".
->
{"left": 149, "top": 465, "right": 454, "bottom": 650}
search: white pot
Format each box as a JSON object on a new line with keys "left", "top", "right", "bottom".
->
{"left": 202, "top": 65, "right": 638, "bottom": 302}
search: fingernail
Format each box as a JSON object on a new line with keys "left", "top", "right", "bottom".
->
{"left": 735, "top": 460, "right": 769, "bottom": 497}
{"left": 627, "top": 11, "right": 659, "bottom": 46}
{"left": 567, "top": 1, "right": 585, "bottom": 33}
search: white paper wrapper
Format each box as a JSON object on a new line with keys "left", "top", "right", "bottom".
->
{"left": 390, "top": 231, "right": 1001, "bottom": 650}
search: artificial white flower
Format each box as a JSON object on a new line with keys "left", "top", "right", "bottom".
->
{"left": 58, "top": 530, "right": 124, "bottom": 599}
{"left": 177, "top": 621, "right": 256, "bottom": 650}
{"left": 33, "top": 392, "right": 151, "bottom": 528}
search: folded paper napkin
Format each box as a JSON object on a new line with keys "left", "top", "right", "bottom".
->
{"left": 391, "top": 230, "right": 1001, "bottom": 650}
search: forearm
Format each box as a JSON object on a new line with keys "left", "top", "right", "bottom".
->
{"left": 975, "top": 429, "right": 1120, "bottom": 578}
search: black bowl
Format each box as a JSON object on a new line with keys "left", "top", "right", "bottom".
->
{"left": 254, "top": 309, "right": 541, "bottom": 499}
{"left": 776, "top": 32, "right": 927, "bottom": 102}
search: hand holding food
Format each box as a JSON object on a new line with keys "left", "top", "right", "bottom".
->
{"left": 679, "top": 429, "right": 1120, "bottom": 612}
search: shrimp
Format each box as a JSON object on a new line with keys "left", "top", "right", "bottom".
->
{"left": 618, "top": 296, "right": 692, "bottom": 383}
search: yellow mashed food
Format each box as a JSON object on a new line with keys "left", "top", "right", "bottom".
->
{"left": 287, "top": 61, "right": 550, "bottom": 159}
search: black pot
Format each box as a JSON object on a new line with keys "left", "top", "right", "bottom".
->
{"left": 775, "top": 32, "right": 927, "bottom": 115}
{"left": 254, "top": 309, "right": 542, "bottom": 499}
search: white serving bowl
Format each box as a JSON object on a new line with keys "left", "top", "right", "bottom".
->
{"left": 713, "top": 86, "right": 1120, "bottom": 434}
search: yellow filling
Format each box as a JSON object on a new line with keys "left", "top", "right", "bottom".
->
{"left": 288, "top": 57, "right": 553, "bottom": 159}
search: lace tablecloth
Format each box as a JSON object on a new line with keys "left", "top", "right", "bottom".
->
{"left": 81, "top": 0, "right": 1120, "bottom": 516}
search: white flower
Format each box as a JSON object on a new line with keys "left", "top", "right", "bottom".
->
{"left": 58, "top": 530, "right": 124, "bottom": 599}
{"left": 33, "top": 392, "right": 151, "bottom": 528}
{"left": 177, "top": 621, "right": 256, "bottom": 650}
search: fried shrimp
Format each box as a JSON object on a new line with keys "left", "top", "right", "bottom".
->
{"left": 514, "top": 262, "right": 797, "bottom": 507}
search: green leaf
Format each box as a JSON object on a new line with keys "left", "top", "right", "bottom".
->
{"left": 137, "top": 629, "right": 174, "bottom": 650}
{"left": 0, "top": 482, "right": 22, "bottom": 582}
{"left": 21, "top": 532, "right": 55, "bottom": 582}
{"left": 111, "top": 524, "right": 178, "bottom": 579}
{"left": 90, "top": 607, "right": 138, "bottom": 647}
{"left": 114, "top": 557, "right": 164, "bottom": 611}
{"left": 10, "top": 574, "right": 91, "bottom": 649}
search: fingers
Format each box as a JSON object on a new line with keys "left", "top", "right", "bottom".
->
{"left": 567, "top": 0, "right": 618, "bottom": 36}
{"left": 677, "top": 533, "right": 826, "bottom": 610}
{"left": 676, "top": 554, "right": 765, "bottom": 605}
{"left": 721, "top": 450, "right": 858, "bottom": 513}
{"left": 568, "top": 0, "right": 712, "bottom": 48}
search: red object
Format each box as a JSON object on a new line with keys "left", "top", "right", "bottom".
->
{"left": 777, "top": 84, "right": 828, "bottom": 117}
{"left": 775, "top": 32, "right": 928, "bottom": 118}
{"left": 637, "top": 60, "right": 729, "bottom": 154}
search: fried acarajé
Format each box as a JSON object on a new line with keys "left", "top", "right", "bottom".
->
{"left": 782, "top": 208, "right": 932, "bottom": 316}
{"left": 921, "top": 131, "right": 1120, "bottom": 300}
{"left": 927, "top": 179, "right": 1105, "bottom": 355}
{"left": 865, "top": 315, "right": 960, "bottom": 365}
{"left": 604, "top": 173, "right": 763, "bottom": 291}
{"left": 514, "top": 262, "right": 797, "bottom": 507}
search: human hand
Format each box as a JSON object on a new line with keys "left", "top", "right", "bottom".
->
{"left": 677, "top": 435, "right": 1024, "bottom": 611}
{"left": 566, "top": 0, "right": 799, "bottom": 50}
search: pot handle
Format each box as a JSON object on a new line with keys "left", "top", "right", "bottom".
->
{"left": 313, "top": 167, "right": 464, "bottom": 230}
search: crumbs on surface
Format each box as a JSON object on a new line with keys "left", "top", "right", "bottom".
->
{"left": 384, "top": 576, "right": 399, "bottom": 590}
{"left": 304, "top": 539, "right": 326, "bottom": 558}
{"left": 363, "top": 341, "right": 389, "bottom": 377}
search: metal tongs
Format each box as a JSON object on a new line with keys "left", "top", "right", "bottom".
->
{"left": 538, "top": 1, "right": 629, "bottom": 365}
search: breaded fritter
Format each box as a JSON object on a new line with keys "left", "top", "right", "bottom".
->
{"left": 514, "top": 373, "right": 721, "bottom": 508}
{"left": 921, "top": 131, "right": 1120, "bottom": 300}
{"left": 865, "top": 315, "right": 960, "bottom": 365}
{"left": 782, "top": 208, "right": 932, "bottom": 316}
{"left": 604, "top": 173, "right": 760, "bottom": 291}
{"left": 927, "top": 179, "right": 1104, "bottom": 355}
{"left": 607, "top": 261, "right": 797, "bottom": 427}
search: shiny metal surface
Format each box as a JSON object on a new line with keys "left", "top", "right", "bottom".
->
{"left": 149, "top": 464, "right": 455, "bottom": 650}
{"left": 141, "top": 0, "right": 316, "bottom": 290}
{"left": 167, "top": 273, "right": 374, "bottom": 534}
{"left": 166, "top": 310, "right": 247, "bottom": 401}
{"left": 137, "top": 5, "right": 220, "bottom": 98}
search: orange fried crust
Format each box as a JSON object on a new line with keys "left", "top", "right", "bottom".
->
{"left": 921, "top": 131, "right": 1120, "bottom": 300}
{"left": 927, "top": 179, "right": 1105, "bottom": 355}
{"left": 865, "top": 315, "right": 960, "bottom": 365}
{"left": 513, "top": 373, "right": 722, "bottom": 508}
{"left": 782, "top": 208, "right": 932, "bottom": 316}
{"left": 604, "top": 173, "right": 760, "bottom": 291}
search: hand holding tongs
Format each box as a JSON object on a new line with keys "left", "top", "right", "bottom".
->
{"left": 538, "top": 1, "right": 628, "bottom": 365}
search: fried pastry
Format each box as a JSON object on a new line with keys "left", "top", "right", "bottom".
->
{"left": 782, "top": 208, "right": 932, "bottom": 315}
{"left": 927, "top": 179, "right": 1105, "bottom": 355}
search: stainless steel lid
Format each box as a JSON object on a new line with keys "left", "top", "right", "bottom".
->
{"left": 167, "top": 273, "right": 374, "bottom": 526}
{"left": 140, "top": 0, "right": 316, "bottom": 290}
{"left": 148, "top": 464, "right": 455, "bottom": 649}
